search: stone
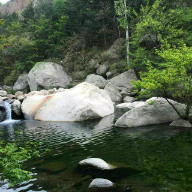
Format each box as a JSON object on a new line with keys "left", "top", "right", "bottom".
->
{"left": 22, "top": 82, "right": 114, "bottom": 121}
{"left": 17, "top": 95, "right": 25, "bottom": 102}
{"left": 123, "top": 96, "right": 136, "bottom": 103}
{"left": 28, "top": 62, "right": 72, "bottom": 91}
{"left": 110, "top": 69, "right": 137, "bottom": 96}
{"left": 104, "top": 82, "right": 122, "bottom": 103}
{"left": 73, "top": 71, "right": 87, "bottom": 80}
{"left": 85, "top": 74, "right": 108, "bottom": 89}
{"left": 102, "top": 38, "right": 125, "bottom": 61}
{"left": 0, "top": 90, "right": 7, "bottom": 97}
{"left": 96, "top": 65, "right": 107, "bottom": 76}
{"left": 7, "top": 94, "right": 16, "bottom": 99}
{"left": 106, "top": 71, "right": 116, "bottom": 79}
{"left": 79, "top": 158, "right": 113, "bottom": 170}
{"left": 88, "top": 59, "right": 100, "bottom": 71}
{"left": 13, "top": 73, "right": 29, "bottom": 92}
{"left": 47, "top": 88, "right": 57, "bottom": 95}
{"left": 57, "top": 88, "right": 66, "bottom": 92}
{"left": 15, "top": 91, "right": 24, "bottom": 96}
{"left": 170, "top": 120, "right": 192, "bottom": 128}
{"left": 89, "top": 178, "right": 114, "bottom": 188}
{"left": 116, "top": 101, "right": 146, "bottom": 113}
{"left": 0, "top": 101, "right": 6, "bottom": 122}
{"left": 115, "top": 97, "right": 186, "bottom": 127}
{"left": 3, "top": 85, "right": 11, "bottom": 91}
{"left": 12, "top": 100, "right": 22, "bottom": 117}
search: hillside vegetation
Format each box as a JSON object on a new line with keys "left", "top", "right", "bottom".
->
{"left": 0, "top": 0, "right": 191, "bottom": 85}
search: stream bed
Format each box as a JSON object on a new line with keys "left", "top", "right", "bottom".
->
{"left": 0, "top": 114, "right": 192, "bottom": 192}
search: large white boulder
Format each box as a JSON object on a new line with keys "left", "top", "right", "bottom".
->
{"left": 85, "top": 74, "right": 108, "bottom": 89}
{"left": 115, "top": 97, "right": 186, "bottom": 127}
{"left": 21, "top": 82, "right": 114, "bottom": 121}
{"left": 104, "top": 82, "right": 122, "bottom": 103}
{"left": 28, "top": 62, "right": 72, "bottom": 91}
{"left": 110, "top": 69, "right": 137, "bottom": 96}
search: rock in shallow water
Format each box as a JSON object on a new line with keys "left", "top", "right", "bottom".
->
{"left": 170, "top": 120, "right": 192, "bottom": 128}
{"left": 115, "top": 97, "right": 186, "bottom": 127}
{"left": 89, "top": 178, "right": 114, "bottom": 188}
{"left": 79, "top": 158, "right": 113, "bottom": 170}
{"left": 22, "top": 82, "right": 114, "bottom": 121}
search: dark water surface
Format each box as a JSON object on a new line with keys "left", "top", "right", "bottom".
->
{"left": 0, "top": 115, "right": 192, "bottom": 192}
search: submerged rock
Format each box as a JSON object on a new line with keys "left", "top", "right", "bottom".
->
{"left": 170, "top": 120, "right": 192, "bottom": 128}
{"left": 115, "top": 97, "right": 185, "bottom": 127}
{"left": 79, "top": 158, "right": 113, "bottom": 170}
{"left": 22, "top": 82, "right": 114, "bottom": 121}
{"left": 89, "top": 178, "right": 114, "bottom": 188}
{"left": 28, "top": 62, "right": 72, "bottom": 91}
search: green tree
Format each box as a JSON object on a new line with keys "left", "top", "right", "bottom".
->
{"left": 134, "top": 44, "right": 192, "bottom": 120}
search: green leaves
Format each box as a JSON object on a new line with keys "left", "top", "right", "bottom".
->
{"left": 133, "top": 44, "right": 192, "bottom": 120}
{"left": 0, "top": 142, "right": 40, "bottom": 186}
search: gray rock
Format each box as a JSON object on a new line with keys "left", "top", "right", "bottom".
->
{"left": 0, "top": 90, "right": 7, "bottom": 97}
{"left": 16, "top": 95, "right": 25, "bottom": 102}
{"left": 28, "top": 62, "right": 72, "bottom": 91}
{"left": 116, "top": 101, "right": 146, "bottom": 111}
{"left": 88, "top": 59, "right": 100, "bottom": 72}
{"left": 115, "top": 97, "right": 186, "bottom": 127}
{"left": 85, "top": 74, "right": 108, "bottom": 89}
{"left": 0, "top": 101, "right": 6, "bottom": 122}
{"left": 102, "top": 38, "right": 125, "bottom": 61}
{"left": 106, "top": 71, "right": 116, "bottom": 79}
{"left": 13, "top": 73, "right": 29, "bottom": 92}
{"left": 104, "top": 82, "right": 122, "bottom": 103}
{"left": 89, "top": 178, "right": 114, "bottom": 188}
{"left": 15, "top": 91, "right": 24, "bottom": 96}
{"left": 170, "top": 120, "right": 192, "bottom": 128}
{"left": 123, "top": 96, "right": 136, "bottom": 103}
{"left": 96, "top": 65, "right": 107, "bottom": 76}
{"left": 12, "top": 100, "right": 22, "bottom": 117}
{"left": 110, "top": 69, "right": 137, "bottom": 96}
{"left": 73, "top": 71, "right": 87, "bottom": 80}
{"left": 3, "top": 85, "right": 11, "bottom": 91}
{"left": 79, "top": 158, "right": 113, "bottom": 170}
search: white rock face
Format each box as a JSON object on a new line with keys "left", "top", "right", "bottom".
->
{"left": 116, "top": 101, "right": 146, "bottom": 111}
{"left": 104, "top": 82, "right": 122, "bottom": 103}
{"left": 110, "top": 69, "right": 137, "bottom": 96}
{"left": 22, "top": 82, "right": 114, "bottom": 121}
{"left": 89, "top": 178, "right": 114, "bottom": 188}
{"left": 12, "top": 100, "right": 22, "bottom": 117}
{"left": 115, "top": 97, "right": 185, "bottom": 127}
{"left": 85, "top": 74, "right": 108, "bottom": 89}
{"left": 0, "top": 90, "right": 7, "bottom": 97}
{"left": 28, "top": 62, "right": 72, "bottom": 91}
{"left": 170, "top": 120, "right": 192, "bottom": 128}
{"left": 13, "top": 73, "right": 29, "bottom": 92}
{"left": 79, "top": 158, "right": 112, "bottom": 170}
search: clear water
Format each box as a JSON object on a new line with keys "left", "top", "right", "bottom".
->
{"left": 0, "top": 115, "right": 192, "bottom": 192}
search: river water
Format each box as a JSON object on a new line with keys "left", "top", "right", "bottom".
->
{"left": 0, "top": 115, "right": 192, "bottom": 192}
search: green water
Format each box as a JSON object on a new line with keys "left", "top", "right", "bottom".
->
{"left": 0, "top": 115, "right": 192, "bottom": 192}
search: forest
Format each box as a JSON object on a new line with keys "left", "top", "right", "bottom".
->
{"left": 0, "top": 0, "right": 191, "bottom": 85}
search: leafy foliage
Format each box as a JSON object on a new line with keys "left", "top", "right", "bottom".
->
{"left": 133, "top": 44, "right": 192, "bottom": 120}
{"left": 0, "top": 141, "right": 40, "bottom": 186}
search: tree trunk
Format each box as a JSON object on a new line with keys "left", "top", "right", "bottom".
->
{"left": 123, "top": 0, "right": 130, "bottom": 67}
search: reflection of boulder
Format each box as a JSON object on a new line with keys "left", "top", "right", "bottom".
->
{"left": 23, "top": 114, "right": 115, "bottom": 147}
{"left": 22, "top": 83, "right": 114, "bottom": 121}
